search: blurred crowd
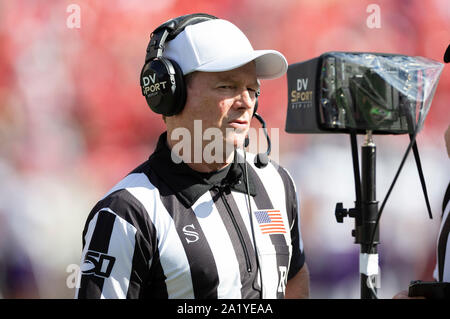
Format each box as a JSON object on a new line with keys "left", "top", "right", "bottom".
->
{"left": 0, "top": 0, "right": 448, "bottom": 298}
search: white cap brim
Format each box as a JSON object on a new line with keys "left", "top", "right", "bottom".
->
{"left": 194, "top": 49, "right": 288, "bottom": 79}
{"left": 163, "top": 19, "right": 288, "bottom": 80}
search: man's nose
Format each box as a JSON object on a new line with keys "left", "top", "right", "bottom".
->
{"left": 234, "top": 89, "right": 255, "bottom": 110}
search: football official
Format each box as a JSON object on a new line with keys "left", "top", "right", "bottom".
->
{"left": 75, "top": 13, "right": 309, "bottom": 299}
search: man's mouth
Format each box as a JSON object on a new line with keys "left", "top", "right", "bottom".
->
{"left": 228, "top": 119, "right": 248, "bottom": 129}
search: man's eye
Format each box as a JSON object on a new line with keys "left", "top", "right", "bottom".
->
{"left": 248, "top": 88, "right": 260, "bottom": 98}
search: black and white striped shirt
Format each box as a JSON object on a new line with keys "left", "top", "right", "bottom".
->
{"left": 75, "top": 132, "right": 305, "bottom": 299}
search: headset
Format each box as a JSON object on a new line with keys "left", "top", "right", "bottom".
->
{"left": 140, "top": 13, "right": 217, "bottom": 116}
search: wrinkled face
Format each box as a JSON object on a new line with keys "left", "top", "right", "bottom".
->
{"left": 166, "top": 62, "right": 259, "bottom": 159}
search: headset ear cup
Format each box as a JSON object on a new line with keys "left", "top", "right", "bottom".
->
{"left": 142, "top": 14, "right": 218, "bottom": 117}
{"left": 167, "top": 59, "right": 187, "bottom": 116}
{"left": 141, "top": 59, "right": 169, "bottom": 114}
{"left": 141, "top": 58, "right": 186, "bottom": 116}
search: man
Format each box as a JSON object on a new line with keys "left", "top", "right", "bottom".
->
{"left": 75, "top": 13, "right": 309, "bottom": 299}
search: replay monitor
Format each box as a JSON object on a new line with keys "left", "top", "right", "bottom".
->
{"left": 285, "top": 52, "right": 444, "bottom": 135}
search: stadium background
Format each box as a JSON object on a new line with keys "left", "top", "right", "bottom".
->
{"left": 0, "top": 0, "right": 448, "bottom": 298}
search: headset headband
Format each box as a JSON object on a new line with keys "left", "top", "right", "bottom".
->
{"left": 145, "top": 13, "right": 218, "bottom": 62}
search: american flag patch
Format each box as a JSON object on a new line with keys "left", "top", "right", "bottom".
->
{"left": 254, "top": 210, "right": 286, "bottom": 234}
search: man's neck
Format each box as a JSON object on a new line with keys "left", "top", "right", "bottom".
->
{"left": 185, "top": 160, "right": 232, "bottom": 173}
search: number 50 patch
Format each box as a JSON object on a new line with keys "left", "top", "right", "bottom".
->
{"left": 81, "top": 250, "right": 116, "bottom": 278}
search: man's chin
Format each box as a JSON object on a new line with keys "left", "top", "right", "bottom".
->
{"left": 227, "top": 135, "right": 246, "bottom": 149}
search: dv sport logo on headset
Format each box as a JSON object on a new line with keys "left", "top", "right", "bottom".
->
{"left": 141, "top": 70, "right": 170, "bottom": 97}
{"left": 140, "top": 63, "right": 177, "bottom": 113}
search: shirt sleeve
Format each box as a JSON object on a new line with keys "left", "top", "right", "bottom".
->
{"left": 75, "top": 189, "right": 154, "bottom": 299}
{"left": 277, "top": 165, "right": 305, "bottom": 280}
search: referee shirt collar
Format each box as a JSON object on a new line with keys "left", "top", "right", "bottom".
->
{"left": 148, "top": 132, "right": 257, "bottom": 208}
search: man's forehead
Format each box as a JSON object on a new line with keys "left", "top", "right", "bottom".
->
{"left": 211, "top": 64, "right": 258, "bottom": 83}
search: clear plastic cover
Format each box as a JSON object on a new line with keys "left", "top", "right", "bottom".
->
{"left": 319, "top": 52, "right": 444, "bottom": 133}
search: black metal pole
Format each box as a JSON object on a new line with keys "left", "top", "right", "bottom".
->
{"left": 335, "top": 131, "right": 381, "bottom": 298}
{"left": 357, "top": 131, "right": 380, "bottom": 299}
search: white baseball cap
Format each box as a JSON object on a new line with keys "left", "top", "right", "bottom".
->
{"left": 163, "top": 19, "right": 288, "bottom": 79}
